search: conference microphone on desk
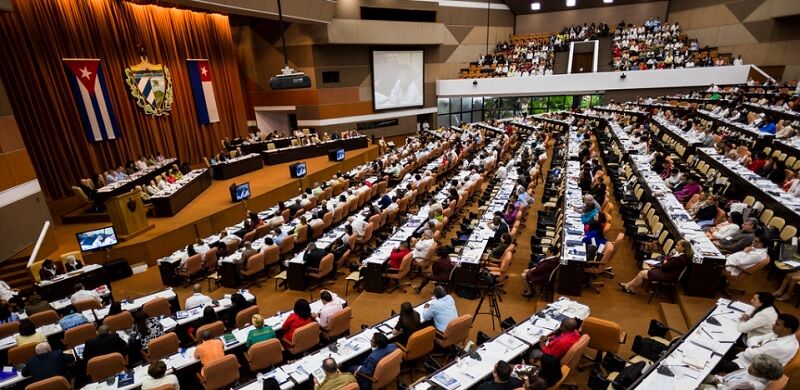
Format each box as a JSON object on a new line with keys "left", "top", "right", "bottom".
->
{"left": 705, "top": 311, "right": 736, "bottom": 326}
{"left": 656, "top": 364, "right": 691, "bottom": 377}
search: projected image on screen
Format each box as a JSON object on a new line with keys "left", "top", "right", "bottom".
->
{"left": 372, "top": 50, "right": 424, "bottom": 110}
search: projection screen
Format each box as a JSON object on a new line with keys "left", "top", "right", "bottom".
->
{"left": 372, "top": 50, "right": 424, "bottom": 110}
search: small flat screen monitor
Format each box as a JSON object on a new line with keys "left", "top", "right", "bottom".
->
{"left": 76, "top": 226, "right": 118, "bottom": 252}
{"left": 290, "top": 162, "right": 307, "bottom": 178}
{"left": 328, "top": 149, "right": 345, "bottom": 162}
{"left": 230, "top": 182, "right": 251, "bottom": 202}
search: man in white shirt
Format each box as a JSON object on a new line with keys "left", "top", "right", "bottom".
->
{"left": 70, "top": 283, "right": 101, "bottom": 304}
{"left": 733, "top": 55, "right": 744, "bottom": 66}
{"left": 715, "top": 314, "right": 799, "bottom": 373}
{"left": 193, "top": 239, "right": 211, "bottom": 260}
{"left": 349, "top": 216, "right": 367, "bottom": 239}
{"left": 314, "top": 290, "right": 345, "bottom": 329}
{"left": 702, "top": 354, "right": 782, "bottom": 390}
{"left": 411, "top": 230, "right": 435, "bottom": 265}
{"left": 725, "top": 237, "right": 768, "bottom": 277}
{"left": 185, "top": 284, "right": 213, "bottom": 309}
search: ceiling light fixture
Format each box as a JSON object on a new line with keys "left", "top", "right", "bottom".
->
{"left": 531, "top": 2, "right": 541, "bottom": 10}
{"left": 566, "top": 0, "right": 576, "bottom": 7}
{"left": 604, "top": 0, "right": 614, "bottom": 3}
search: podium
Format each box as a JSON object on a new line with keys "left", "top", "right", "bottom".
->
{"left": 105, "top": 189, "right": 154, "bottom": 241}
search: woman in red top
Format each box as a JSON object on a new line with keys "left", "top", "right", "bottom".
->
{"left": 281, "top": 299, "right": 313, "bottom": 341}
{"left": 388, "top": 241, "right": 411, "bottom": 270}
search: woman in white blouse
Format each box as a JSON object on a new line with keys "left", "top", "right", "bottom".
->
{"left": 706, "top": 211, "right": 742, "bottom": 240}
{"left": 736, "top": 292, "right": 779, "bottom": 342}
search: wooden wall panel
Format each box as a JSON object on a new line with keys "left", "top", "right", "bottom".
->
{"left": 0, "top": 115, "right": 23, "bottom": 153}
{"left": 4, "top": 149, "right": 35, "bottom": 186}
{"left": 0, "top": 155, "right": 14, "bottom": 192}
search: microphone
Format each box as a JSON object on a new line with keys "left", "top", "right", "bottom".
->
{"left": 706, "top": 311, "right": 735, "bottom": 326}
{"left": 656, "top": 364, "right": 689, "bottom": 377}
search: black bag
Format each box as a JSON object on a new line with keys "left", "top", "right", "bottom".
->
{"left": 500, "top": 317, "right": 517, "bottom": 330}
{"left": 601, "top": 352, "right": 627, "bottom": 373}
{"left": 631, "top": 335, "right": 668, "bottom": 361}
{"left": 647, "top": 319, "right": 670, "bottom": 338}
{"left": 476, "top": 331, "right": 491, "bottom": 345}
{"left": 587, "top": 368, "right": 612, "bottom": 390}
{"left": 611, "top": 361, "right": 646, "bottom": 389}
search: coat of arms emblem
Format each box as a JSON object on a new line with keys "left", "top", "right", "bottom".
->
{"left": 124, "top": 56, "right": 174, "bottom": 116}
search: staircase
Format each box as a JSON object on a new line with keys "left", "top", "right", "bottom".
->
{"left": 0, "top": 257, "right": 33, "bottom": 291}
{"left": 597, "top": 37, "right": 613, "bottom": 72}
{"left": 553, "top": 50, "right": 570, "bottom": 75}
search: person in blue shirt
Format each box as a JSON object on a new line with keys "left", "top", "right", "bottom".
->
{"left": 422, "top": 286, "right": 458, "bottom": 332}
{"left": 58, "top": 305, "right": 89, "bottom": 331}
{"left": 349, "top": 333, "right": 397, "bottom": 390}
{"left": 272, "top": 227, "right": 288, "bottom": 246}
{"left": 580, "top": 202, "right": 599, "bottom": 225}
{"left": 582, "top": 220, "right": 608, "bottom": 253}
{"left": 758, "top": 117, "right": 777, "bottom": 135}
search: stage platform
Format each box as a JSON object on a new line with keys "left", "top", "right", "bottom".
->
{"left": 46, "top": 144, "right": 380, "bottom": 267}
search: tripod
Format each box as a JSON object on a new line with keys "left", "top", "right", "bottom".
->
{"left": 473, "top": 283, "right": 503, "bottom": 330}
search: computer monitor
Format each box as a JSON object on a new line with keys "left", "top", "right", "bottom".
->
{"left": 230, "top": 182, "right": 251, "bottom": 202}
{"left": 76, "top": 226, "right": 118, "bottom": 253}
{"left": 290, "top": 162, "right": 307, "bottom": 178}
{"left": 328, "top": 148, "right": 345, "bottom": 162}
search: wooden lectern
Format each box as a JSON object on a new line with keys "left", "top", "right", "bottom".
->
{"left": 105, "top": 189, "right": 154, "bottom": 241}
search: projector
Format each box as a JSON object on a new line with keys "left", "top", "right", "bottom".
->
{"left": 269, "top": 66, "right": 311, "bottom": 90}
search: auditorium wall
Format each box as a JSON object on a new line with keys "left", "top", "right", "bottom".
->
{"left": 516, "top": 2, "right": 669, "bottom": 35}
{"left": 232, "top": 0, "right": 513, "bottom": 133}
{"left": 667, "top": 0, "right": 800, "bottom": 81}
{"left": 0, "top": 79, "right": 56, "bottom": 262}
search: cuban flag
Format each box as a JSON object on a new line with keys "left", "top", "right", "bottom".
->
{"left": 63, "top": 59, "right": 121, "bottom": 142}
{"left": 186, "top": 59, "right": 220, "bottom": 124}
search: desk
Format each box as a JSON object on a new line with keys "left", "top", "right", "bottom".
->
{"left": 631, "top": 298, "right": 752, "bottom": 389}
{"left": 211, "top": 153, "right": 263, "bottom": 180}
{"left": 696, "top": 109, "right": 773, "bottom": 150}
{"left": 233, "top": 136, "right": 295, "bottom": 154}
{"left": 94, "top": 158, "right": 177, "bottom": 207}
{"left": 695, "top": 147, "right": 800, "bottom": 228}
{"left": 261, "top": 137, "right": 369, "bottom": 165}
{"left": 414, "top": 298, "right": 589, "bottom": 390}
{"left": 627, "top": 154, "right": 726, "bottom": 297}
{"left": 234, "top": 300, "right": 430, "bottom": 390}
{"left": 150, "top": 169, "right": 212, "bottom": 217}
{"left": 36, "top": 264, "right": 110, "bottom": 302}
{"left": 557, "top": 160, "right": 588, "bottom": 296}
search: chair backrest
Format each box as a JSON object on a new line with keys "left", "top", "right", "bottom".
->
{"left": 391, "top": 253, "right": 413, "bottom": 280}
{"left": 243, "top": 230, "right": 257, "bottom": 244}
{"left": 74, "top": 298, "right": 102, "bottom": 311}
{"left": 279, "top": 235, "right": 295, "bottom": 254}
{"left": 8, "top": 342, "right": 38, "bottom": 366}
{"left": 59, "top": 251, "right": 84, "bottom": 267}
{"left": 24, "top": 376, "right": 71, "bottom": 390}
{"left": 339, "top": 383, "right": 359, "bottom": 390}
{"left": 180, "top": 254, "right": 203, "bottom": 276}
{"left": 203, "top": 247, "right": 219, "bottom": 270}
{"left": 736, "top": 256, "right": 771, "bottom": 281}
{"left": 103, "top": 311, "right": 134, "bottom": 332}
{"left": 262, "top": 244, "right": 281, "bottom": 267}
{"left": 359, "top": 222, "right": 374, "bottom": 243}
{"left": 437, "top": 314, "right": 472, "bottom": 348}
{"left": 285, "top": 322, "right": 320, "bottom": 354}
{"left": 562, "top": 334, "right": 591, "bottom": 370}
{"left": 579, "top": 317, "right": 622, "bottom": 354}
{"left": 403, "top": 326, "right": 436, "bottom": 361}
{"left": 195, "top": 321, "right": 226, "bottom": 340}
{"left": 87, "top": 352, "right": 126, "bottom": 382}
{"left": 0, "top": 321, "right": 20, "bottom": 339}
{"left": 147, "top": 332, "right": 180, "bottom": 362}
{"left": 246, "top": 338, "right": 283, "bottom": 372}
{"left": 323, "top": 307, "right": 352, "bottom": 339}
{"left": 64, "top": 322, "right": 96, "bottom": 348}
{"left": 764, "top": 375, "right": 789, "bottom": 390}
{"left": 255, "top": 225, "right": 270, "bottom": 239}
{"left": 310, "top": 254, "right": 334, "bottom": 279}
{"left": 29, "top": 310, "right": 59, "bottom": 327}
{"left": 310, "top": 221, "right": 325, "bottom": 239}
{"left": 202, "top": 354, "right": 241, "bottom": 390}
{"left": 236, "top": 305, "right": 261, "bottom": 329}
{"left": 371, "top": 349, "right": 403, "bottom": 389}
{"left": 546, "top": 366, "right": 570, "bottom": 390}
{"left": 295, "top": 224, "right": 308, "bottom": 244}
{"left": 242, "top": 252, "right": 265, "bottom": 277}
{"left": 143, "top": 297, "right": 172, "bottom": 318}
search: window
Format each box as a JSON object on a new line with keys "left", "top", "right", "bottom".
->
{"left": 436, "top": 94, "right": 603, "bottom": 125}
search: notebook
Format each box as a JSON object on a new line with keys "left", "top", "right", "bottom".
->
{"left": 117, "top": 370, "right": 135, "bottom": 387}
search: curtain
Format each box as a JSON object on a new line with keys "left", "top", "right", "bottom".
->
{"left": 0, "top": 0, "right": 249, "bottom": 199}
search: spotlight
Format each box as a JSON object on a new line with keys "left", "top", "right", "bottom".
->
{"left": 566, "top": 0, "right": 576, "bottom": 7}
{"left": 530, "top": 2, "right": 541, "bottom": 10}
